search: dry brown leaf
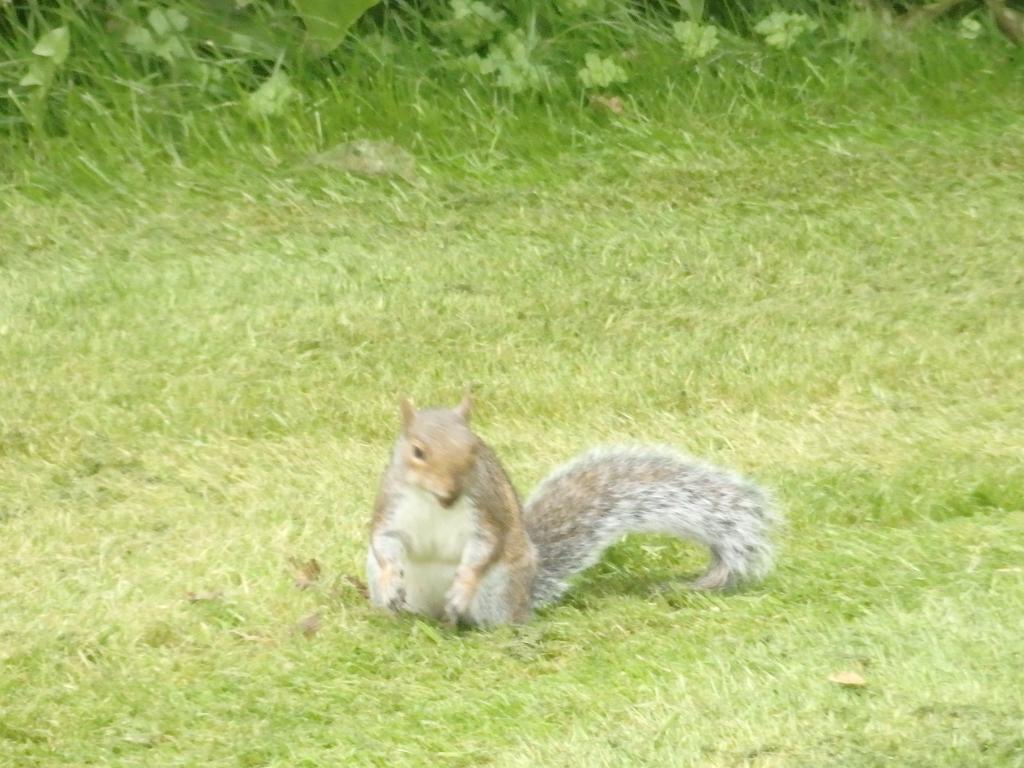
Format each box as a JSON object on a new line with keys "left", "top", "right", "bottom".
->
{"left": 589, "top": 94, "right": 625, "bottom": 115}
{"left": 291, "top": 557, "right": 322, "bottom": 590}
{"left": 296, "top": 612, "right": 322, "bottom": 638}
{"left": 229, "top": 629, "right": 275, "bottom": 645}
{"left": 828, "top": 671, "right": 867, "bottom": 687}
{"left": 342, "top": 574, "right": 370, "bottom": 599}
{"left": 185, "top": 590, "right": 223, "bottom": 603}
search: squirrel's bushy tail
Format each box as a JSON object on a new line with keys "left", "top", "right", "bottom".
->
{"left": 523, "top": 446, "right": 779, "bottom": 607}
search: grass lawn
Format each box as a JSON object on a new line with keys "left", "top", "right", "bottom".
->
{"left": 2, "top": 75, "right": 1023, "bottom": 765}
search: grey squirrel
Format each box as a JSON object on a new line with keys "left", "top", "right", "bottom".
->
{"left": 366, "top": 394, "right": 779, "bottom": 627}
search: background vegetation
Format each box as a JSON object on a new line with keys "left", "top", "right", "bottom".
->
{"left": 2, "top": 0, "right": 1022, "bottom": 181}
{"left": 2, "top": 2, "right": 1022, "bottom": 766}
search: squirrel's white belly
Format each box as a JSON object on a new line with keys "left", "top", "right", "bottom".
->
{"left": 391, "top": 488, "right": 476, "bottom": 617}
{"left": 402, "top": 561, "right": 457, "bottom": 618}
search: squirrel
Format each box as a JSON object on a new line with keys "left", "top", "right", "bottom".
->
{"left": 366, "top": 394, "right": 779, "bottom": 627}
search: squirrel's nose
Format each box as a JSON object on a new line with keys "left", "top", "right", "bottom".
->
{"left": 437, "top": 492, "right": 460, "bottom": 508}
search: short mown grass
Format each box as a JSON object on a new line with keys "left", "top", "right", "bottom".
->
{"left": 3, "top": 11, "right": 1024, "bottom": 765}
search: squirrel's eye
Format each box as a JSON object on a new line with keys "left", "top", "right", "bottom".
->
{"left": 412, "top": 445, "right": 425, "bottom": 461}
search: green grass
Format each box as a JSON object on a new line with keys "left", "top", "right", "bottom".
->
{"left": 3, "top": 10, "right": 1024, "bottom": 766}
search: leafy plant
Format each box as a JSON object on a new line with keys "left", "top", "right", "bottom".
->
{"left": 19, "top": 26, "right": 70, "bottom": 88}
{"left": 578, "top": 52, "right": 628, "bottom": 88}
{"left": 17, "top": 25, "right": 70, "bottom": 132}
{"left": 124, "top": 8, "right": 189, "bottom": 61}
{"left": 754, "top": 10, "right": 818, "bottom": 49}
{"left": 673, "top": 20, "right": 719, "bottom": 60}
{"left": 123, "top": 1, "right": 380, "bottom": 62}
{"left": 292, "top": 0, "right": 382, "bottom": 57}
{"left": 437, "top": 0, "right": 507, "bottom": 50}
{"left": 246, "top": 69, "right": 297, "bottom": 117}
{"left": 180, "top": 1, "right": 300, "bottom": 60}
{"left": 465, "top": 29, "right": 553, "bottom": 93}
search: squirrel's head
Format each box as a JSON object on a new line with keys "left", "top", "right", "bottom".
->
{"left": 396, "top": 393, "right": 478, "bottom": 508}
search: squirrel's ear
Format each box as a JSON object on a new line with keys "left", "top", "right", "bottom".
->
{"left": 399, "top": 397, "right": 416, "bottom": 432}
{"left": 454, "top": 389, "right": 472, "bottom": 423}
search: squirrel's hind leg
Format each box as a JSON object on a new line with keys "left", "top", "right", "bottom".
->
{"left": 466, "top": 558, "right": 536, "bottom": 627}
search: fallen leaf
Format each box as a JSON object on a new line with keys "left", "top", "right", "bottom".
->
{"left": 342, "top": 574, "right": 369, "bottom": 599}
{"left": 296, "top": 612, "right": 322, "bottom": 638}
{"left": 828, "top": 671, "right": 867, "bottom": 687}
{"left": 589, "top": 94, "right": 625, "bottom": 114}
{"left": 185, "top": 590, "right": 223, "bottom": 603}
{"left": 290, "top": 557, "right": 322, "bottom": 590}
{"left": 229, "top": 629, "right": 275, "bottom": 644}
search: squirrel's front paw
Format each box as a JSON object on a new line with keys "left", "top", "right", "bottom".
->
{"left": 443, "top": 600, "right": 465, "bottom": 628}
{"left": 379, "top": 573, "right": 407, "bottom": 613}
{"left": 385, "top": 585, "right": 407, "bottom": 613}
{"left": 443, "top": 584, "right": 472, "bottom": 627}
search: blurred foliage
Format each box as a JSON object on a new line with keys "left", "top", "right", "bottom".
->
{"left": 0, "top": 0, "right": 1020, "bottom": 134}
